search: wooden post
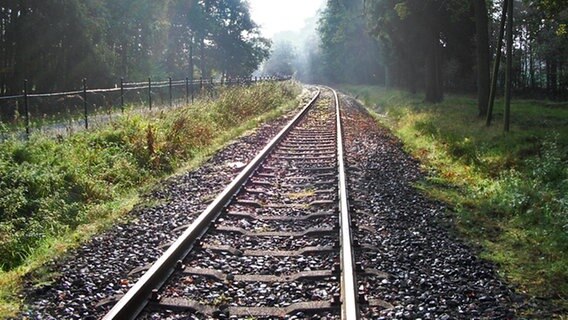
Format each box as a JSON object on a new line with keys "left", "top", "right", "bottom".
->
{"left": 503, "top": 0, "right": 513, "bottom": 132}
{"left": 185, "top": 77, "right": 189, "bottom": 104}
{"left": 120, "top": 78, "right": 124, "bottom": 113}
{"left": 191, "top": 77, "right": 194, "bottom": 103}
{"left": 148, "top": 77, "right": 152, "bottom": 110}
{"left": 169, "top": 77, "right": 173, "bottom": 107}
{"left": 83, "top": 78, "right": 88, "bottom": 130}
{"left": 189, "top": 40, "right": 194, "bottom": 103}
{"left": 23, "top": 79, "right": 29, "bottom": 137}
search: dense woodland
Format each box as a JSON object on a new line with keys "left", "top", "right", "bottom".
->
{"left": 1, "top": 0, "right": 567, "bottom": 102}
{"left": 314, "top": 0, "right": 567, "bottom": 103}
{"left": 0, "top": 0, "right": 269, "bottom": 95}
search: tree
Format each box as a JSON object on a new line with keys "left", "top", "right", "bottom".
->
{"left": 263, "top": 41, "right": 297, "bottom": 76}
{"left": 0, "top": 0, "right": 269, "bottom": 95}
{"left": 486, "top": 0, "right": 509, "bottom": 127}
{"left": 504, "top": 0, "right": 514, "bottom": 132}
{"left": 473, "top": 0, "right": 491, "bottom": 117}
{"left": 318, "top": 0, "right": 383, "bottom": 84}
{"left": 364, "top": 0, "right": 475, "bottom": 102}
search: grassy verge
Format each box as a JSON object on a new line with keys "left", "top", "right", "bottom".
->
{"left": 342, "top": 85, "right": 568, "bottom": 315}
{"left": 0, "top": 81, "right": 301, "bottom": 317}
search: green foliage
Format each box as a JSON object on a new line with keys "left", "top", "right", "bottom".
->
{"left": 344, "top": 85, "right": 568, "bottom": 305}
{"left": 318, "top": 0, "right": 567, "bottom": 102}
{"left": 262, "top": 41, "right": 297, "bottom": 76}
{"left": 476, "top": 134, "right": 567, "bottom": 223}
{"left": 0, "top": 82, "right": 299, "bottom": 271}
{"left": 317, "top": 0, "right": 383, "bottom": 84}
{"left": 393, "top": 2, "right": 409, "bottom": 20}
{"left": 363, "top": 0, "right": 475, "bottom": 97}
{"left": 0, "top": 131, "right": 146, "bottom": 270}
{"left": 0, "top": 0, "right": 269, "bottom": 95}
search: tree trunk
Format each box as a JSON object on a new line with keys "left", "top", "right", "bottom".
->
{"left": 407, "top": 60, "right": 417, "bottom": 94}
{"left": 384, "top": 64, "right": 390, "bottom": 88}
{"left": 189, "top": 39, "right": 194, "bottom": 80}
{"left": 529, "top": 42, "right": 535, "bottom": 90}
{"left": 473, "top": 0, "right": 490, "bottom": 117}
{"left": 200, "top": 36, "right": 206, "bottom": 78}
{"left": 549, "top": 57, "right": 558, "bottom": 99}
{"left": 486, "top": 0, "right": 508, "bottom": 127}
{"left": 559, "top": 60, "right": 565, "bottom": 100}
{"left": 503, "top": 0, "right": 513, "bottom": 132}
{"left": 4, "top": 9, "right": 14, "bottom": 95}
{"left": 425, "top": 28, "right": 443, "bottom": 103}
{"left": 13, "top": 1, "right": 27, "bottom": 95}
{"left": 435, "top": 42, "right": 443, "bottom": 101}
{"left": 0, "top": 9, "right": 6, "bottom": 95}
{"left": 121, "top": 40, "right": 128, "bottom": 78}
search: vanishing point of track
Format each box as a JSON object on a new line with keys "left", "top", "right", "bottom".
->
{"left": 103, "top": 87, "right": 362, "bottom": 319}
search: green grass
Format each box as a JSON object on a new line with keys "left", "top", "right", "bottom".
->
{"left": 342, "top": 85, "right": 568, "bottom": 315}
{"left": 0, "top": 81, "right": 301, "bottom": 317}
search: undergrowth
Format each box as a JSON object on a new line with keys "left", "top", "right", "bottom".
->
{"left": 343, "top": 85, "right": 568, "bottom": 315}
{"left": 0, "top": 82, "right": 300, "bottom": 316}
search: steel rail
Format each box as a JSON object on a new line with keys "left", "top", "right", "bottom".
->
{"left": 332, "top": 88, "right": 359, "bottom": 319}
{"left": 102, "top": 89, "right": 321, "bottom": 320}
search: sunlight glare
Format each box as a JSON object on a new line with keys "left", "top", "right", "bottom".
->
{"left": 248, "top": 0, "right": 326, "bottom": 37}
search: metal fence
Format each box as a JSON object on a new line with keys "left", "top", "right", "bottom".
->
{"left": 0, "top": 76, "right": 289, "bottom": 139}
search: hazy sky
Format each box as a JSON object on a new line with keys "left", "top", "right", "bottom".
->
{"left": 249, "top": 0, "right": 326, "bottom": 38}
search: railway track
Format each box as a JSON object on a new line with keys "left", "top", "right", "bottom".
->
{"left": 102, "top": 87, "right": 378, "bottom": 319}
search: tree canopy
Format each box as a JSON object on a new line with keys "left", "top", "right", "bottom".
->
{"left": 0, "top": 0, "right": 270, "bottom": 94}
{"left": 318, "top": 0, "right": 383, "bottom": 85}
{"left": 262, "top": 41, "right": 297, "bottom": 77}
{"left": 313, "top": 0, "right": 567, "bottom": 102}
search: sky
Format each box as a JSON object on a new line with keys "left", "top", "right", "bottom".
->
{"left": 248, "top": 0, "right": 326, "bottom": 38}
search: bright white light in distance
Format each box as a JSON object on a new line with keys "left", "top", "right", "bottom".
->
{"left": 248, "top": 0, "right": 326, "bottom": 38}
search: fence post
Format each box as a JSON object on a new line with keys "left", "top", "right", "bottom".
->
{"left": 191, "top": 76, "right": 195, "bottom": 103}
{"left": 148, "top": 77, "right": 152, "bottom": 110}
{"left": 120, "top": 77, "right": 124, "bottom": 113}
{"left": 185, "top": 77, "right": 189, "bottom": 104}
{"left": 23, "top": 80, "right": 30, "bottom": 138}
{"left": 169, "top": 77, "right": 173, "bottom": 107}
{"left": 83, "top": 78, "right": 88, "bottom": 130}
{"left": 200, "top": 77, "right": 203, "bottom": 92}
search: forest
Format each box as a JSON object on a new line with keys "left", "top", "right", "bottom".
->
{"left": 267, "top": 0, "right": 567, "bottom": 105}
{"left": 4, "top": 0, "right": 566, "bottom": 103}
{"left": 0, "top": 0, "right": 270, "bottom": 95}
